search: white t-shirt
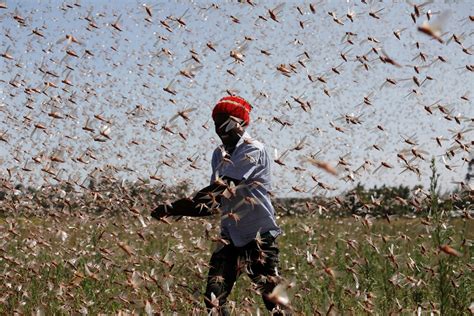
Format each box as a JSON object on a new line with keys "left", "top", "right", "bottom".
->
{"left": 210, "top": 131, "right": 281, "bottom": 247}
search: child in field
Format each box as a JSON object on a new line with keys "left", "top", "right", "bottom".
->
{"left": 151, "top": 96, "right": 287, "bottom": 315}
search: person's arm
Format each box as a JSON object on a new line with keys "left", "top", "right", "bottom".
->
{"left": 151, "top": 176, "right": 241, "bottom": 219}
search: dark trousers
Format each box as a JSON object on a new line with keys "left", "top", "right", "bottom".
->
{"left": 204, "top": 234, "right": 282, "bottom": 315}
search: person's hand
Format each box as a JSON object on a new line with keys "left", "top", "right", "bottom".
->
{"left": 151, "top": 204, "right": 169, "bottom": 220}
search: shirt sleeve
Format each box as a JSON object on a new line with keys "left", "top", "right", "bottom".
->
{"left": 221, "top": 145, "right": 261, "bottom": 181}
{"left": 210, "top": 149, "right": 219, "bottom": 185}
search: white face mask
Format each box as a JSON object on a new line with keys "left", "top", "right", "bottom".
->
{"left": 217, "top": 116, "right": 243, "bottom": 132}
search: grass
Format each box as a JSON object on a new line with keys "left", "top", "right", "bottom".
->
{"left": 0, "top": 213, "right": 472, "bottom": 315}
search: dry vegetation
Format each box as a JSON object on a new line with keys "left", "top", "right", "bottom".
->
{"left": 1, "top": 215, "right": 472, "bottom": 315}
{"left": 1, "top": 169, "right": 473, "bottom": 315}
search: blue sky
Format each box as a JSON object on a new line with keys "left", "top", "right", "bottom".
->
{"left": 0, "top": 0, "right": 472, "bottom": 197}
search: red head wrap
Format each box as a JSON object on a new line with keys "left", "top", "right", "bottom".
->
{"left": 212, "top": 96, "right": 252, "bottom": 126}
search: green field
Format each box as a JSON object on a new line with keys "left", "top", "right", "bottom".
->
{"left": 0, "top": 213, "right": 472, "bottom": 315}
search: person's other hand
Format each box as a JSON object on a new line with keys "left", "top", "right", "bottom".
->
{"left": 151, "top": 204, "right": 169, "bottom": 219}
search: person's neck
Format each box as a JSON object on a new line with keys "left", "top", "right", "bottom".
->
{"left": 224, "top": 141, "right": 237, "bottom": 156}
{"left": 223, "top": 132, "right": 243, "bottom": 155}
{"left": 224, "top": 146, "right": 235, "bottom": 156}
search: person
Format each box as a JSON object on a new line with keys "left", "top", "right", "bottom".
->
{"left": 151, "top": 95, "right": 287, "bottom": 315}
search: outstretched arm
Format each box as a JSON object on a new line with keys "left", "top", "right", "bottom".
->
{"left": 151, "top": 176, "right": 241, "bottom": 219}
